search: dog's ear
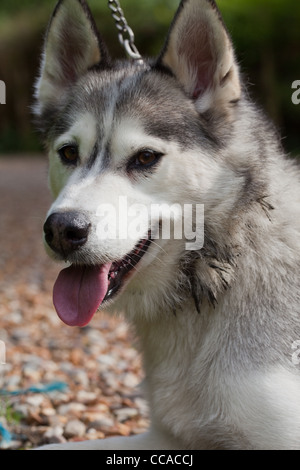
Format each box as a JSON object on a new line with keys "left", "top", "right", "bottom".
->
{"left": 35, "top": 0, "right": 110, "bottom": 117}
{"left": 157, "top": 0, "right": 241, "bottom": 115}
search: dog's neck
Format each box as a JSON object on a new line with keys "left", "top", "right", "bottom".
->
{"left": 132, "top": 298, "right": 210, "bottom": 378}
{"left": 130, "top": 299, "right": 223, "bottom": 447}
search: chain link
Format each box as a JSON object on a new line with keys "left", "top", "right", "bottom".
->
{"left": 108, "top": 0, "right": 144, "bottom": 63}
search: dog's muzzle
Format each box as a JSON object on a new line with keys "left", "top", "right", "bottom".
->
{"left": 43, "top": 212, "right": 91, "bottom": 258}
{"left": 43, "top": 211, "right": 152, "bottom": 328}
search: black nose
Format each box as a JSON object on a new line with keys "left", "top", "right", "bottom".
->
{"left": 43, "top": 212, "right": 91, "bottom": 257}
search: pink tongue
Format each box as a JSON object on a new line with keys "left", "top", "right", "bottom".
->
{"left": 53, "top": 264, "right": 112, "bottom": 327}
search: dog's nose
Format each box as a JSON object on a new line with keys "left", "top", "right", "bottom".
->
{"left": 43, "top": 212, "right": 91, "bottom": 257}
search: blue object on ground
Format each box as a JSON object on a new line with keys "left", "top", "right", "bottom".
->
{"left": 0, "top": 423, "right": 12, "bottom": 445}
{"left": 0, "top": 381, "right": 68, "bottom": 396}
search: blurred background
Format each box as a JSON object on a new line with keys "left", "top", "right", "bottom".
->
{"left": 0, "top": 0, "right": 299, "bottom": 156}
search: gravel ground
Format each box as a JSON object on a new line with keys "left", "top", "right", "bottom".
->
{"left": 0, "top": 156, "right": 148, "bottom": 449}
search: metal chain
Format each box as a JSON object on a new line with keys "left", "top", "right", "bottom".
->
{"left": 108, "top": 0, "right": 144, "bottom": 64}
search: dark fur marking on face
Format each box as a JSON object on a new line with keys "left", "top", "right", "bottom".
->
{"left": 101, "top": 142, "right": 111, "bottom": 171}
{"left": 86, "top": 142, "right": 99, "bottom": 170}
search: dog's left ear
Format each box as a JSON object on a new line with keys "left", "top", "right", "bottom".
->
{"left": 35, "top": 0, "right": 110, "bottom": 117}
{"left": 157, "top": 0, "right": 241, "bottom": 116}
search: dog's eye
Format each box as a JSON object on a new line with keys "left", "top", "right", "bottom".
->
{"left": 128, "top": 150, "right": 163, "bottom": 172}
{"left": 58, "top": 145, "right": 79, "bottom": 165}
{"left": 136, "top": 151, "right": 158, "bottom": 166}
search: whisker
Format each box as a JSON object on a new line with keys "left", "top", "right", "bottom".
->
{"left": 150, "top": 240, "right": 168, "bottom": 256}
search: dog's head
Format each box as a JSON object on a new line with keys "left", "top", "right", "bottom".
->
{"left": 35, "top": 0, "right": 244, "bottom": 327}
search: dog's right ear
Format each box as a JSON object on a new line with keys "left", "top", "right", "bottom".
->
{"left": 34, "top": 0, "right": 110, "bottom": 117}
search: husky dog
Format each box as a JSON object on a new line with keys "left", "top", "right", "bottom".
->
{"left": 34, "top": 0, "right": 300, "bottom": 450}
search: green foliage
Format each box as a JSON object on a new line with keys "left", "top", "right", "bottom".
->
{"left": 0, "top": 0, "right": 299, "bottom": 155}
{"left": 0, "top": 399, "right": 22, "bottom": 425}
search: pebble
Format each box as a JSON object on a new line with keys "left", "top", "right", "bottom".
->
{"left": 26, "top": 395, "right": 45, "bottom": 408}
{"left": 44, "top": 425, "right": 66, "bottom": 444}
{"left": 76, "top": 390, "right": 98, "bottom": 404}
{"left": 69, "top": 369, "right": 90, "bottom": 387}
{"left": 134, "top": 398, "right": 149, "bottom": 417}
{"left": 64, "top": 419, "right": 86, "bottom": 438}
{"left": 122, "top": 372, "right": 140, "bottom": 389}
{"left": 87, "top": 416, "right": 115, "bottom": 432}
{"left": 114, "top": 408, "right": 139, "bottom": 422}
{"left": 57, "top": 403, "right": 86, "bottom": 417}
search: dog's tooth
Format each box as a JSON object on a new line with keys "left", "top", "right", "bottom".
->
{"left": 107, "top": 288, "right": 113, "bottom": 298}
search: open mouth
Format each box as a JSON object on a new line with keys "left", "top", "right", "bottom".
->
{"left": 104, "top": 235, "right": 152, "bottom": 302}
{"left": 52, "top": 233, "right": 152, "bottom": 327}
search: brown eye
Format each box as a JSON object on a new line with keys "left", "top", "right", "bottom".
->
{"left": 127, "top": 149, "right": 164, "bottom": 173}
{"left": 58, "top": 145, "right": 79, "bottom": 165}
{"left": 136, "top": 150, "right": 157, "bottom": 166}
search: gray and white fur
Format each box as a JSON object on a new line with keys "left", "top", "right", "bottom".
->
{"left": 34, "top": 0, "right": 300, "bottom": 450}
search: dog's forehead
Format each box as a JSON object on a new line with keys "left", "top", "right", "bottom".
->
{"left": 77, "top": 68, "right": 187, "bottom": 127}
{"left": 50, "top": 66, "right": 217, "bottom": 154}
{"left": 70, "top": 68, "right": 213, "bottom": 148}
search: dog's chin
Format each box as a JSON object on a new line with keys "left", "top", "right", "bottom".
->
{"left": 49, "top": 234, "right": 152, "bottom": 327}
